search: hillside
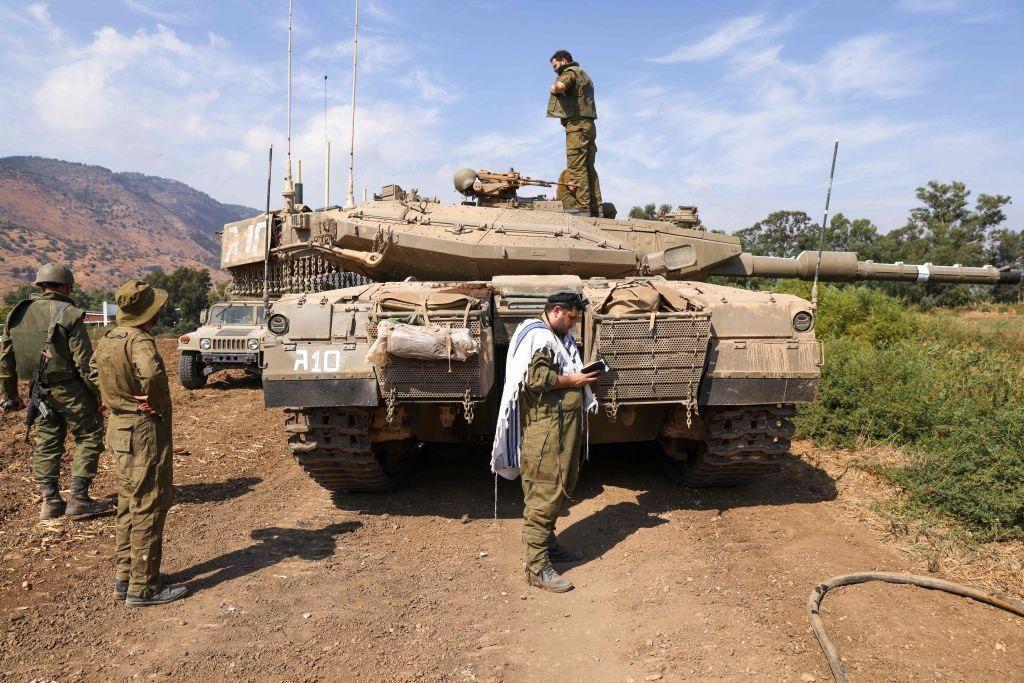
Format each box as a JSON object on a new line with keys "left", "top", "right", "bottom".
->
{"left": 0, "top": 156, "right": 257, "bottom": 295}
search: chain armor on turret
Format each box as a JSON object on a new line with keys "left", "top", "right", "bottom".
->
{"left": 228, "top": 256, "right": 372, "bottom": 297}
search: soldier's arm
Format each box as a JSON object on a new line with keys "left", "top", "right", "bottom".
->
{"left": 0, "top": 327, "right": 18, "bottom": 403}
{"left": 525, "top": 349, "right": 560, "bottom": 392}
{"left": 550, "top": 70, "right": 576, "bottom": 95}
{"left": 130, "top": 335, "right": 171, "bottom": 416}
{"left": 66, "top": 314, "right": 100, "bottom": 399}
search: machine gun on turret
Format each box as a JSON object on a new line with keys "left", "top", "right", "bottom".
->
{"left": 453, "top": 167, "right": 564, "bottom": 207}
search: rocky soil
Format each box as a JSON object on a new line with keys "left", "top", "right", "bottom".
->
{"left": 1, "top": 340, "right": 1020, "bottom": 681}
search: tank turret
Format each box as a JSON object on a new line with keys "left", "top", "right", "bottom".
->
{"left": 220, "top": 180, "right": 1020, "bottom": 296}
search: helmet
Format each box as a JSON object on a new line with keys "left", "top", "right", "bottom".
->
{"left": 34, "top": 263, "right": 74, "bottom": 287}
{"left": 453, "top": 168, "right": 479, "bottom": 195}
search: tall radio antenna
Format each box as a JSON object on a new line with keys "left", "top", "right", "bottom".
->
{"left": 811, "top": 138, "right": 840, "bottom": 311}
{"left": 282, "top": 0, "right": 296, "bottom": 211}
{"left": 344, "top": 0, "right": 359, "bottom": 209}
{"left": 324, "top": 74, "right": 331, "bottom": 208}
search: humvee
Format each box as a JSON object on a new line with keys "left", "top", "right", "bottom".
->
{"left": 176, "top": 300, "right": 267, "bottom": 389}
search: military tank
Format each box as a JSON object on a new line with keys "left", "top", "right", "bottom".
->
{"left": 220, "top": 169, "right": 1021, "bottom": 492}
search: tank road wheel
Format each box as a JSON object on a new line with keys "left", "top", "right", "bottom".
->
{"left": 658, "top": 405, "right": 796, "bottom": 487}
{"left": 284, "top": 407, "right": 415, "bottom": 494}
{"left": 178, "top": 351, "right": 207, "bottom": 390}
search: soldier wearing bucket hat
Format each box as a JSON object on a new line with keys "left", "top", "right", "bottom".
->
{"left": 90, "top": 280, "right": 188, "bottom": 606}
{"left": 0, "top": 263, "right": 108, "bottom": 520}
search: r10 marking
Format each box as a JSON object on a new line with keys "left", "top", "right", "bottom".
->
{"left": 293, "top": 348, "right": 342, "bottom": 373}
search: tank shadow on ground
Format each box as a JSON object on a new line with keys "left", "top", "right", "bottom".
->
{"left": 167, "top": 521, "right": 361, "bottom": 594}
{"left": 174, "top": 476, "right": 262, "bottom": 505}
{"left": 333, "top": 443, "right": 838, "bottom": 519}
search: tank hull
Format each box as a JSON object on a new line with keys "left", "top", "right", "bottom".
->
{"left": 261, "top": 276, "right": 818, "bottom": 491}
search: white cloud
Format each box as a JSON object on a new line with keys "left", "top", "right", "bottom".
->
{"left": 26, "top": 3, "right": 63, "bottom": 42}
{"left": 823, "top": 34, "right": 928, "bottom": 99}
{"left": 122, "top": 0, "right": 189, "bottom": 24}
{"left": 647, "top": 15, "right": 774, "bottom": 64}
{"left": 408, "top": 69, "right": 459, "bottom": 103}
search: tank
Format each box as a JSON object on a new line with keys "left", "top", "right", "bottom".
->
{"left": 222, "top": 169, "right": 1022, "bottom": 492}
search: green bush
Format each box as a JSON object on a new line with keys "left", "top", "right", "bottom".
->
{"left": 796, "top": 288, "right": 1024, "bottom": 541}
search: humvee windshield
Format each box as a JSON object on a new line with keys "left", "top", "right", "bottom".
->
{"left": 208, "top": 303, "right": 266, "bottom": 326}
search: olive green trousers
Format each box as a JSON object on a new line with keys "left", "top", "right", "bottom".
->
{"left": 33, "top": 378, "right": 105, "bottom": 484}
{"left": 520, "top": 404, "right": 582, "bottom": 574}
{"left": 108, "top": 412, "right": 174, "bottom": 598}
{"left": 564, "top": 118, "right": 601, "bottom": 214}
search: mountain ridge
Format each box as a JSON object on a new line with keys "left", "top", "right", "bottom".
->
{"left": 0, "top": 156, "right": 257, "bottom": 296}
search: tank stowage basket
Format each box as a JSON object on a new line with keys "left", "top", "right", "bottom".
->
{"left": 591, "top": 312, "right": 712, "bottom": 405}
{"left": 367, "top": 302, "right": 493, "bottom": 401}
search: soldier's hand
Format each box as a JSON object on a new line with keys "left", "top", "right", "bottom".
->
{"left": 133, "top": 394, "right": 156, "bottom": 415}
{"left": 0, "top": 398, "right": 25, "bottom": 413}
{"left": 563, "top": 371, "right": 599, "bottom": 388}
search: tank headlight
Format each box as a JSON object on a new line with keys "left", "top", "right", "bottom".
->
{"left": 199, "top": 338, "right": 212, "bottom": 350}
{"left": 247, "top": 338, "right": 260, "bottom": 351}
{"left": 267, "top": 313, "right": 289, "bottom": 335}
{"left": 792, "top": 311, "right": 814, "bottom": 333}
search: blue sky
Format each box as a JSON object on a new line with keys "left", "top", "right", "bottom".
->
{"left": 1, "top": 0, "right": 1021, "bottom": 233}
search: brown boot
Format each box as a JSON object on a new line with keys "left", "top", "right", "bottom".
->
{"left": 526, "top": 564, "right": 574, "bottom": 593}
{"left": 65, "top": 477, "right": 110, "bottom": 518}
{"left": 39, "top": 482, "right": 66, "bottom": 520}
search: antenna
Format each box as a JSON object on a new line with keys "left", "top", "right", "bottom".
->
{"left": 344, "top": 0, "right": 359, "bottom": 209}
{"left": 811, "top": 138, "right": 840, "bottom": 311}
{"left": 324, "top": 74, "right": 330, "bottom": 208}
{"left": 262, "top": 145, "right": 274, "bottom": 310}
{"left": 282, "top": 0, "right": 296, "bottom": 211}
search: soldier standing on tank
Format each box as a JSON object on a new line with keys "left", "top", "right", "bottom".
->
{"left": 0, "top": 263, "right": 109, "bottom": 520}
{"left": 518, "top": 292, "right": 598, "bottom": 592}
{"left": 548, "top": 50, "right": 601, "bottom": 217}
{"left": 90, "top": 280, "right": 188, "bottom": 606}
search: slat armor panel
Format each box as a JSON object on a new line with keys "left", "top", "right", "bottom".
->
{"left": 367, "top": 306, "right": 490, "bottom": 400}
{"left": 593, "top": 312, "right": 712, "bottom": 405}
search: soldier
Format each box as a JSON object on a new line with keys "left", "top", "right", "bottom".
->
{"left": 491, "top": 292, "right": 599, "bottom": 592}
{"left": 90, "top": 280, "right": 188, "bottom": 606}
{"left": 547, "top": 50, "right": 601, "bottom": 217}
{"left": 0, "top": 263, "right": 108, "bottom": 520}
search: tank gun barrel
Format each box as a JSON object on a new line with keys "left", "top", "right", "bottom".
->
{"left": 711, "top": 251, "right": 1022, "bottom": 285}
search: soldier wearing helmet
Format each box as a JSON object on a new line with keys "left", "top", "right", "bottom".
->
{"left": 0, "top": 263, "right": 109, "bottom": 520}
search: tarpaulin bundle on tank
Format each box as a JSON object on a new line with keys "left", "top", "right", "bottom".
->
{"left": 587, "top": 280, "right": 704, "bottom": 317}
{"left": 366, "top": 290, "right": 481, "bottom": 366}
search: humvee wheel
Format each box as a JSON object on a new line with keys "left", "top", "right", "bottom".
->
{"left": 178, "top": 351, "right": 207, "bottom": 390}
{"left": 285, "top": 407, "right": 416, "bottom": 494}
{"left": 658, "top": 405, "right": 795, "bottom": 487}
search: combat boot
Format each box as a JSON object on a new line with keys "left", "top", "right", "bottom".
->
{"left": 115, "top": 575, "right": 170, "bottom": 601}
{"left": 526, "top": 564, "right": 574, "bottom": 593}
{"left": 38, "top": 482, "right": 66, "bottom": 520}
{"left": 65, "top": 476, "right": 110, "bottom": 518}
{"left": 125, "top": 584, "right": 189, "bottom": 607}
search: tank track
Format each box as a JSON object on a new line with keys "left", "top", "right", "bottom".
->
{"left": 284, "top": 407, "right": 411, "bottom": 493}
{"left": 659, "top": 405, "right": 796, "bottom": 487}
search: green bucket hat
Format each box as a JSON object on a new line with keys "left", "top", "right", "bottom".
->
{"left": 115, "top": 280, "right": 168, "bottom": 327}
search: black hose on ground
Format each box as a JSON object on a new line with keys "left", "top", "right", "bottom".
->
{"left": 807, "top": 572, "right": 1024, "bottom": 682}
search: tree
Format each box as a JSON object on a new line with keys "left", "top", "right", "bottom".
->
{"left": 628, "top": 203, "right": 673, "bottom": 220}
{"left": 144, "top": 267, "right": 212, "bottom": 334}
{"left": 733, "top": 210, "right": 818, "bottom": 258}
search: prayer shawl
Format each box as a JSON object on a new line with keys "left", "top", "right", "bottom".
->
{"left": 490, "top": 318, "right": 598, "bottom": 480}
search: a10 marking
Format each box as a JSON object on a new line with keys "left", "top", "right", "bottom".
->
{"left": 293, "top": 348, "right": 342, "bottom": 372}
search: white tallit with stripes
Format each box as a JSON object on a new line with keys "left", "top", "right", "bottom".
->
{"left": 490, "top": 318, "right": 598, "bottom": 480}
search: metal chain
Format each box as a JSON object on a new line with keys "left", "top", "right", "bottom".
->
{"left": 462, "top": 389, "right": 475, "bottom": 424}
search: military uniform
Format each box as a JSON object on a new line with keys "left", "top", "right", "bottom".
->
{"left": 0, "top": 266, "right": 107, "bottom": 519}
{"left": 547, "top": 62, "right": 601, "bottom": 215}
{"left": 519, "top": 346, "right": 583, "bottom": 576}
{"left": 90, "top": 280, "right": 186, "bottom": 606}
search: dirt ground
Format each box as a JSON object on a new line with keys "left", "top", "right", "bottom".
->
{"left": 1, "top": 340, "right": 1021, "bottom": 681}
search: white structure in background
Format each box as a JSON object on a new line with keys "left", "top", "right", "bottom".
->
{"left": 83, "top": 302, "right": 118, "bottom": 326}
